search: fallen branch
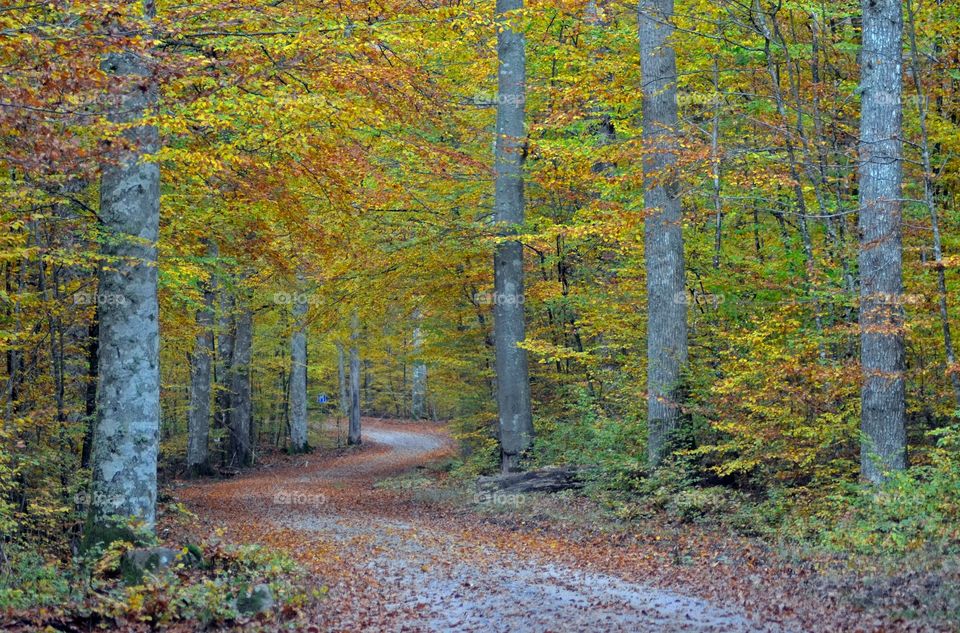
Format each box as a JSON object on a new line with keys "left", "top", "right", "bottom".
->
{"left": 477, "top": 466, "right": 587, "bottom": 494}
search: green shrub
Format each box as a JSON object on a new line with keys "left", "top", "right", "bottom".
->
{"left": 449, "top": 412, "right": 500, "bottom": 477}
{"left": 534, "top": 386, "right": 647, "bottom": 484}
{"left": 669, "top": 486, "right": 739, "bottom": 523}
{"left": 1, "top": 535, "right": 311, "bottom": 630}
{"left": 820, "top": 425, "right": 960, "bottom": 554}
{"left": 0, "top": 546, "right": 75, "bottom": 609}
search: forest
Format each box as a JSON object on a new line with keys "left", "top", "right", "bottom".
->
{"left": 2, "top": 0, "right": 960, "bottom": 630}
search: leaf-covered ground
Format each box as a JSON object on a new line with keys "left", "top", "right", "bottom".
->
{"left": 169, "top": 419, "right": 955, "bottom": 632}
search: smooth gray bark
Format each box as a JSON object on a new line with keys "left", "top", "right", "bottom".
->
{"left": 87, "top": 0, "right": 161, "bottom": 539}
{"left": 187, "top": 256, "right": 216, "bottom": 476}
{"left": 710, "top": 53, "right": 722, "bottom": 270}
{"left": 227, "top": 305, "right": 253, "bottom": 467}
{"left": 858, "top": 0, "right": 907, "bottom": 483}
{"left": 362, "top": 359, "right": 373, "bottom": 412}
{"left": 493, "top": 0, "right": 534, "bottom": 473}
{"left": 411, "top": 309, "right": 427, "bottom": 420}
{"left": 214, "top": 290, "right": 234, "bottom": 465}
{"left": 638, "top": 0, "right": 688, "bottom": 466}
{"left": 337, "top": 342, "right": 348, "bottom": 417}
{"left": 288, "top": 290, "right": 309, "bottom": 452}
{"left": 348, "top": 313, "right": 362, "bottom": 445}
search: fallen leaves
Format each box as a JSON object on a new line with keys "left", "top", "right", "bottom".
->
{"left": 163, "top": 418, "right": 955, "bottom": 632}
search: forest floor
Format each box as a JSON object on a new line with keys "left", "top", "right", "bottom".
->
{"left": 169, "top": 419, "right": 952, "bottom": 632}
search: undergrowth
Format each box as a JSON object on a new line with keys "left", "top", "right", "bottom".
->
{"left": 0, "top": 512, "right": 319, "bottom": 631}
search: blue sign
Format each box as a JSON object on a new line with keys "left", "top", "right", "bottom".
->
{"left": 317, "top": 393, "right": 329, "bottom": 404}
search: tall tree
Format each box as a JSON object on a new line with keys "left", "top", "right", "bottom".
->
{"left": 187, "top": 249, "right": 216, "bottom": 476}
{"left": 638, "top": 0, "right": 688, "bottom": 466}
{"left": 214, "top": 289, "right": 235, "bottom": 467}
{"left": 858, "top": 0, "right": 907, "bottom": 483}
{"left": 411, "top": 308, "right": 427, "bottom": 420}
{"left": 86, "top": 0, "right": 161, "bottom": 540}
{"left": 348, "top": 312, "right": 362, "bottom": 445}
{"left": 288, "top": 287, "right": 309, "bottom": 452}
{"left": 227, "top": 304, "right": 253, "bottom": 467}
{"left": 493, "top": 0, "right": 534, "bottom": 473}
{"left": 337, "top": 341, "right": 348, "bottom": 418}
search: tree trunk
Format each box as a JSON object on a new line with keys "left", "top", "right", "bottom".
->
{"left": 493, "top": 0, "right": 534, "bottom": 473}
{"left": 411, "top": 309, "right": 427, "bottom": 420}
{"left": 87, "top": 0, "right": 161, "bottom": 541}
{"left": 337, "top": 341, "right": 348, "bottom": 417}
{"left": 214, "top": 291, "right": 235, "bottom": 467}
{"left": 858, "top": 0, "right": 906, "bottom": 483}
{"left": 288, "top": 290, "right": 309, "bottom": 452}
{"left": 80, "top": 305, "right": 98, "bottom": 470}
{"left": 710, "top": 52, "right": 723, "bottom": 270}
{"left": 639, "top": 0, "right": 688, "bottom": 466}
{"left": 187, "top": 253, "right": 216, "bottom": 476}
{"left": 227, "top": 305, "right": 253, "bottom": 467}
{"left": 348, "top": 313, "right": 362, "bottom": 445}
{"left": 362, "top": 359, "right": 372, "bottom": 413}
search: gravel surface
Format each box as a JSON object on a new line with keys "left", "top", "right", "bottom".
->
{"left": 181, "top": 419, "right": 781, "bottom": 632}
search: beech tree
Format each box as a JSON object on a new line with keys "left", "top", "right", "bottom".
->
{"left": 348, "top": 313, "right": 362, "bottom": 445}
{"left": 638, "top": 0, "right": 688, "bottom": 466}
{"left": 288, "top": 286, "right": 309, "bottom": 453}
{"left": 5, "top": 0, "right": 960, "bottom": 588}
{"left": 87, "top": 0, "right": 161, "bottom": 541}
{"left": 227, "top": 304, "right": 254, "bottom": 467}
{"left": 857, "top": 0, "right": 907, "bottom": 483}
{"left": 411, "top": 309, "right": 427, "bottom": 420}
{"left": 337, "top": 342, "right": 349, "bottom": 419}
{"left": 187, "top": 260, "right": 215, "bottom": 476}
{"left": 492, "top": 0, "right": 535, "bottom": 473}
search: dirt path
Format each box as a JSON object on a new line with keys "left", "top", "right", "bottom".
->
{"left": 175, "top": 419, "right": 781, "bottom": 632}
